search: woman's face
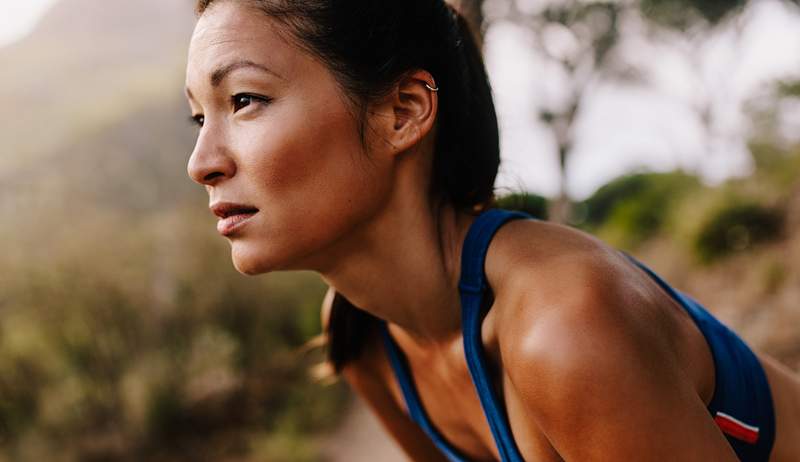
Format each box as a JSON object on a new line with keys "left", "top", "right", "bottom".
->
{"left": 185, "top": 2, "right": 394, "bottom": 275}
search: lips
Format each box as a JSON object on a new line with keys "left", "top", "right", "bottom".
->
{"left": 210, "top": 202, "right": 259, "bottom": 236}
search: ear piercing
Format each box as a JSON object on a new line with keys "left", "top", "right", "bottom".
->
{"left": 425, "top": 81, "right": 440, "bottom": 92}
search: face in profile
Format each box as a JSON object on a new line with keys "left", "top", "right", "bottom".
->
{"left": 184, "top": 2, "right": 396, "bottom": 275}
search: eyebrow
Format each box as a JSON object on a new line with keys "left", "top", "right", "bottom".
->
{"left": 210, "top": 59, "right": 284, "bottom": 87}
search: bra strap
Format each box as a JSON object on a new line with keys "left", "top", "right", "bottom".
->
{"left": 459, "top": 209, "right": 530, "bottom": 462}
{"left": 379, "top": 322, "right": 468, "bottom": 462}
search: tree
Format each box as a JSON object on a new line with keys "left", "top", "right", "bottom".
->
{"left": 486, "top": 0, "right": 634, "bottom": 222}
{"left": 484, "top": 0, "right": 799, "bottom": 223}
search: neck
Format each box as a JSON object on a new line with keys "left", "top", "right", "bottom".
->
{"left": 318, "top": 194, "right": 476, "bottom": 344}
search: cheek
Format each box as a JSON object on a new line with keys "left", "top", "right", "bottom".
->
{"left": 230, "top": 100, "right": 390, "bottom": 270}
{"left": 242, "top": 104, "right": 375, "bottom": 204}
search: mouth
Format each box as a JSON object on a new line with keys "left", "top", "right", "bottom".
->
{"left": 210, "top": 202, "right": 260, "bottom": 237}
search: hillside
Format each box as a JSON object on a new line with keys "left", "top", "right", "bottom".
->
{"left": 636, "top": 215, "right": 800, "bottom": 370}
{"left": 0, "top": 4, "right": 349, "bottom": 461}
{"left": 0, "top": 0, "right": 196, "bottom": 183}
{"left": 1, "top": 0, "right": 204, "bottom": 256}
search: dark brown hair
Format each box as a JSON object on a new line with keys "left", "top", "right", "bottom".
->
{"left": 196, "top": 0, "right": 500, "bottom": 372}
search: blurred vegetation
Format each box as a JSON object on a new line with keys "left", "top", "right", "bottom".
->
{"left": 488, "top": 0, "right": 630, "bottom": 222}
{"left": 0, "top": 208, "right": 347, "bottom": 462}
{"left": 575, "top": 171, "right": 702, "bottom": 248}
{"left": 0, "top": 2, "right": 347, "bottom": 460}
{"left": 1, "top": 0, "right": 798, "bottom": 460}
{"left": 494, "top": 192, "right": 549, "bottom": 219}
{"left": 496, "top": 133, "right": 800, "bottom": 271}
{"left": 693, "top": 200, "right": 783, "bottom": 264}
{"left": 640, "top": 0, "right": 747, "bottom": 28}
{"left": 567, "top": 141, "right": 800, "bottom": 259}
{"left": 778, "top": 80, "right": 800, "bottom": 98}
{"left": 487, "top": 0, "right": 799, "bottom": 223}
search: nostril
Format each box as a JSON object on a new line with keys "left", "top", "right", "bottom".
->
{"left": 187, "top": 146, "right": 236, "bottom": 185}
{"left": 204, "top": 171, "right": 225, "bottom": 183}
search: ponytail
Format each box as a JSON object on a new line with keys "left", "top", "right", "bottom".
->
{"left": 433, "top": 4, "right": 499, "bottom": 210}
{"left": 327, "top": 293, "right": 378, "bottom": 373}
{"left": 196, "top": 0, "right": 499, "bottom": 372}
{"left": 326, "top": 4, "right": 498, "bottom": 372}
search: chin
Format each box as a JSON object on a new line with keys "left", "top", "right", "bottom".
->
{"left": 229, "top": 240, "right": 284, "bottom": 276}
{"left": 225, "top": 213, "right": 350, "bottom": 275}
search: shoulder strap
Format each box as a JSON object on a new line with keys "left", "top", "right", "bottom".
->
{"left": 619, "top": 251, "right": 776, "bottom": 459}
{"left": 379, "top": 322, "right": 468, "bottom": 462}
{"left": 459, "top": 208, "right": 531, "bottom": 462}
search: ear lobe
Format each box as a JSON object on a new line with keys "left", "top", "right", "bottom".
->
{"left": 388, "top": 69, "right": 438, "bottom": 153}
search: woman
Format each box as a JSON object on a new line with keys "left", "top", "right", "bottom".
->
{"left": 184, "top": 0, "right": 800, "bottom": 460}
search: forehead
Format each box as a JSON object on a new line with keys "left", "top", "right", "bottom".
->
{"left": 186, "top": 2, "right": 297, "bottom": 87}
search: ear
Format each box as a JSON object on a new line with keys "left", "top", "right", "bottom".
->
{"left": 370, "top": 69, "right": 438, "bottom": 155}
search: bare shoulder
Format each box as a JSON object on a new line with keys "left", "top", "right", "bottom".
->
{"left": 485, "top": 218, "right": 672, "bottom": 374}
{"left": 485, "top": 218, "right": 640, "bottom": 333}
{"left": 485, "top": 219, "right": 739, "bottom": 460}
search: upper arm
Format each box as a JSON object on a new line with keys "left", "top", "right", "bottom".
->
{"left": 502, "top": 275, "right": 738, "bottom": 461}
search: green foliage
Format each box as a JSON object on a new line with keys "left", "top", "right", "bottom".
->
{"left": 0, "top": 209, "right": 346, "bottom": 461}
{"left": 579, "top": 173, "right": 649, "bottom": 227}
{"left": 0, "top": 1, "right": 796, "bottom": 459}
{"left": 777, "top": 79, "right": 800, "bottom": 98}
{"left": 693, "top": 200, "right": 784, "bottom": 264}
{"left": 0, "top": 19, "right": 346, "bottom": 454}
{"left": 250, "top": 431, "right": 318, "bottom": 462}
{"left": 749, "top": 141, "right": 800, "bottom": 190}
{"left": 577, "top": 171, "right": 702, "bottom": 248}
{"left": 640, "top": 0, "right": 747, "bottom": 29}
{"left": 494, "top": 192, "right": 549, "bottom": 219}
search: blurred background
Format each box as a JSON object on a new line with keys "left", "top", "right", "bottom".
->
{"left": 0, "top": 0, "right": 798, "bottom": 460}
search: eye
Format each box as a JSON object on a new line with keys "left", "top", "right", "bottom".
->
{"left": 232, "top": 93, "right": 271, "bottom": 113}
{"left": 190, "top": 114, "right": 205, "bottom": 127}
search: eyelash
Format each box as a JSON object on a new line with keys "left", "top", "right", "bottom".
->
{"left": 190, "top": 114, "right": 205, "bottom": 127}
{"left": 232, "top": 93, "right": 272, "bottom": 112}
{"left": 189, "top": 93, "right": 272, "bottom": 128}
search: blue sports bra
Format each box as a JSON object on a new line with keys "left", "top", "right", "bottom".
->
{"left": 380, "top": 208, "right": 775, "bottom": 461}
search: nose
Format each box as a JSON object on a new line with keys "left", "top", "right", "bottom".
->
{"left": 187, "top": 125, "right": 237, "bottom": 186}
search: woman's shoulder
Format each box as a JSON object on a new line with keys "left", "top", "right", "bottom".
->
{"left": 485, "top": 217, "right": 633, "bottom": 322}
{"left": 485, "top": 218, "right": 740, "bottom": 460}
{"left": 485, "top": 217, "right": 677, "bottom": 383}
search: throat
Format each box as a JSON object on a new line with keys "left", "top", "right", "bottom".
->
{"left": 321, "top": 214, "right": 476, "bottom": 342}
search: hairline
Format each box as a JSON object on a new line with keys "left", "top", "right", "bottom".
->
{"left": 198, "top": 0, "right": 386, "bottom": 148}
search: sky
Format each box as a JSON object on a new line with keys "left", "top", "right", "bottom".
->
{"left": 486, "top": 0, "right": 800, "bottom": 199}
{"left": 2, "top": 0, "right": 799, "bottom": 200}
{"left": 0, "top": 0, "right": 59, "bottom": 47}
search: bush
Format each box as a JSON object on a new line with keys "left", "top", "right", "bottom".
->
{"left": 579, "top": 174, "right": 651, "bottom": 227}
{"left": 693, "top": 201, "right": 784, "bottom": 264}
{"left": 494, "top": 192, "right": 549, "bottom": 219}
{"left": 0, "top": 210, "right": 346, "bottom": 461}
{"left": 578, "top": 171, "right": 702, "bottom": 248}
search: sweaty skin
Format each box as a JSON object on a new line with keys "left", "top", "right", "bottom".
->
{"left": 186, "top": 2, "right": 800, "bottom": 460}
